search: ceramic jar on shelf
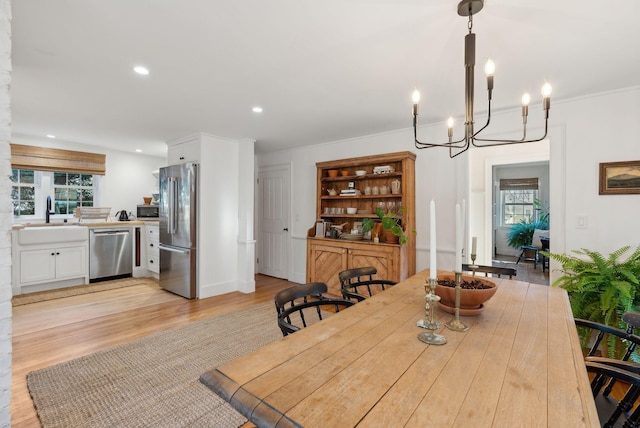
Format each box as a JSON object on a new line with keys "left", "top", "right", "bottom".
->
{"left": 391, "top": 179, "right": 401, "bottom": 195}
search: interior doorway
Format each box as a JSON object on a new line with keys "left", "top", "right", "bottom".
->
{"left": 492, "top": 162, "right": 550, "bottom": 261}
{"left": 257, "top": 164, "right": 291, "bottom": 279}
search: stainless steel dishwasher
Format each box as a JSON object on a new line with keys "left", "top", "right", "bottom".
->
{"left": 89, "top": 228, "right": 133, "bottom": 281}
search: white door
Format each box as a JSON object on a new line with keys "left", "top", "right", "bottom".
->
{"left": 258, "top": 165, "right": 290, "bottom": 279}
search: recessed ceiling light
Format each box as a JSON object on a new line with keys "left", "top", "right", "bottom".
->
{"left": 46, "top": 134, "right": 56, "bottom": 139}
{"left": 135, "top": 149, "right": 142, "bottom": 153}
{"left": 133, "top": 66, "right": 150, "bottom": 76}
{"left": 252, "top": 106, "right": 263, "bottom": 113}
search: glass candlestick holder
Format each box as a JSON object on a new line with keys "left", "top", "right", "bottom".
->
{"left": 417, "top": 278, "right": 447, "bottom": 345}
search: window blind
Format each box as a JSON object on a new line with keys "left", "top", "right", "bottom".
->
{"left": 499, "top": 178, "right": 539, "bottom": 190}
{"left": 10, "top": 144, "right": 106, "bottom": 175}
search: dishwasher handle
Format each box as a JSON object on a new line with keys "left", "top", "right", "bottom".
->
{"left": 92, "top": 230, "right": 130, "bottom": 236}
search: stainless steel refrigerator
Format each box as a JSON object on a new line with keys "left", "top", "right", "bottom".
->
{"left": 159, "top": 162, "right": 198, "bottom": 298}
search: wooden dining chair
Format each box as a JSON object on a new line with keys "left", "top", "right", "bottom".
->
{"left": 461, "top": 264, "right": 516, "bottom": 279}
{"left": 338, "top": 266, "right": 397, "bottom": 302}
{"left": 274, "top": 282, "right": 354, "bottom": 336}
{"left": 575, "top": 313, "right": 640, "bottom": 409}
{"left": 585, "top": 359, "right": 640, "bottom": 428}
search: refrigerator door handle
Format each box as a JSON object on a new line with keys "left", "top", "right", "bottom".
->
{"left": 168, "top": 177, "right": 178, "bottom": 234}
{"left": 158, "top": 244, "right": 190, "bottom": 255}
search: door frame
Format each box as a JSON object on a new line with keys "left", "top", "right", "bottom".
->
{"left": 256, "top": 163, "right": 292, "bottom": 280}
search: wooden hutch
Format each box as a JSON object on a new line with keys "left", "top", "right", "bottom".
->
{"left": 306, "top": 151, "right": 416, "bottom": 296}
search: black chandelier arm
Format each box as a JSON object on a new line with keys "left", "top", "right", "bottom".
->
{"left": 414, "top": 134, "right": 467, "bottom": 150}
{"left": 471, "top": 97, "right": 493, "bottom": 138}
{"left": 413, "top": 116, "right": 468, "bottom": 150}
{"left": 471, "top": 119, "right": 549, "bottom": 147}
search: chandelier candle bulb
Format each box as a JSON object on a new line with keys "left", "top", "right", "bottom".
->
{"left": 542, "top": 82, "right": 552, "bottom": 112}
{"left": 521, "top": 93, "right": 530, "bottom": 123}
{"left": 484, "top": 59, "right": 495, "bottom": 95}
{"left": 412, "top": 90, "right": 420, "bottom": 116}
{"left": 447, "top": 117, "right": 454, "bottom": 139}
{"left": 430, "top": 199, "right": 437, "bottom": 279}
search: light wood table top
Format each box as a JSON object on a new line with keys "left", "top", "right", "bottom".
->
{"left": 200, "top": 269, "right": 599, "bottom": 427}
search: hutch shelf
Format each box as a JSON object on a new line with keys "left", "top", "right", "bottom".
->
{"left": 306, "top": 151, "right": 416, "bottom": 296}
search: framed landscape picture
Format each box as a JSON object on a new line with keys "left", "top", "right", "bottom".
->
{"left": 599, "top": 160, "right": 640, "bottom": 195}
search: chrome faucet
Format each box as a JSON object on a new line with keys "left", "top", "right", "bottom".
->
{"left": 45, "top": 196, "right": 54, "bottom": 223}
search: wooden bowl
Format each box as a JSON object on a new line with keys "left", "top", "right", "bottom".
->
{"left": 434, "top": 273, "right": 497, "bottom": 315}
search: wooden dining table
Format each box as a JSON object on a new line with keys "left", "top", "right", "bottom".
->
{"left": 200, "top": 269, "right": 599, "bottom": 427}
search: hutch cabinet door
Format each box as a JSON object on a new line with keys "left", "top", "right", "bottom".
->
{"left": 307, "top": 242, "right": 348, "bottom": 296}
{"left": 348, "top": 245, "right": 399, "bottom": 283}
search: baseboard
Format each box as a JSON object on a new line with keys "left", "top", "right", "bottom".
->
{"left": 198, "top": 280, "right": 239, "bottom": 299}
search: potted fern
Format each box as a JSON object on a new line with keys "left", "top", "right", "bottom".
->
{"left": 544, "top": 245, "right": 640, "bottom": 360}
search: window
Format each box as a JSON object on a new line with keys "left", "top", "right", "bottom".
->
{"left": 9, "top": 144, "right": 105, "bottom": 220}
{"left": 53, "top": 172, "right": 95, "bottom": 214}
{"left": 499, "top": 178, "right": 539, "bottom": 226}
{"left": 11, "top": 169, "right": 100, "bottom": 219}
{"left": 11, "top": 169, "right": 36, "bottom": 216}
{"left": 501, "top": 189, "right": 537, "bottom": 225}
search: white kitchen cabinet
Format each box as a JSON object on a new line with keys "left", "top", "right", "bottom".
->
{"left": 146, "top": 224, "right": 159, "bottom": 274}
{"left": 12, "top": 226, "right": 89, "bottom": 295}
{"left": 167, "top": 137, "right": 200, "bottom": 165}
{"left": 20, "top": 246, "right": 87, "bottom": 284}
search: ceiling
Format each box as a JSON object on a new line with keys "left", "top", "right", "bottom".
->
{"left": 10, "top": 1, "right": 640, "bottom": 157}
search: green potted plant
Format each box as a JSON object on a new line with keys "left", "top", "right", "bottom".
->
{"left": 362, "top": 207, "right": 413, "bottom": 245}
{"left": 506, "top": 219, "right": 549, "bottom": 249}
{"left": 544, "top": 245, "right": 640, "bottom": 360}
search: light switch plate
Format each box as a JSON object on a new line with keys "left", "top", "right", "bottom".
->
{"left": 576, "top": 215, "right": 588, "bottom": 229}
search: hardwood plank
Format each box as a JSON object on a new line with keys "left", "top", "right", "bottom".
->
{"left": 11, "top": 274, "right": 296, "bottom": 428}
{"left": 492, "top": 283, "right": 549, "bottom": 426}
{"left": 453, "top": 279, "right": 528, "bottom": 426}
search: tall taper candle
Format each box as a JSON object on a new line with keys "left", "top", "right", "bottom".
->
{"left": 461, "top": 199, "right": 466, "bottom": 255}
{"left": 455, "top": 203, "right": 462, "bottom": 272}
{"left": 430, "top": 200, "right": 437, "bottom": 279}
{"left": 471, "top": 236, "right": 477, "bottom": 255}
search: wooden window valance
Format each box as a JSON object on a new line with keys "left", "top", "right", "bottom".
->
{"left": 499, "top": 178, "right": 539, "bottom": 190}
{"left": 10, "top": 144, "right": 106, "bottom": 175}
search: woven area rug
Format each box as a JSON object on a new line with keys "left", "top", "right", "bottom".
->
{"left": 27, "top": 302, "right": 282, "bottom": 427}
{"left": 12, "top": 277, "right": 160, "bottom": 306}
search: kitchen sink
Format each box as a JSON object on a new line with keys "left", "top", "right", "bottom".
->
{"left": 18, "top": 225, "right": 88, "bottom": 245}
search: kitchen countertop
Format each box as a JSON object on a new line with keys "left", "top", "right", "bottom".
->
{"left": 12, "top": 221, "right": 150, "bottom": 230}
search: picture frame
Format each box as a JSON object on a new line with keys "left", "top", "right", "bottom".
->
{"left": 599, "top": 160, "right": 640, "bottom": 195}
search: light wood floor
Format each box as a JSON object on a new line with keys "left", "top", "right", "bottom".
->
{"left": 11, "top": 274, "right": 295, "bottom": 428}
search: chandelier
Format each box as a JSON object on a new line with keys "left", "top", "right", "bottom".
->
{"left": 412, "top": 0, "right": 552, "bottom": 158}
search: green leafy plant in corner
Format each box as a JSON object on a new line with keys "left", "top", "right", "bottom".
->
{"left": 544, "top": 245, "right": 640, "bottom": 360}
{"left": 533, "top": 198, "right": 550, "bottom": 224}
{"left": 506, "top": 220, "right": 549, "bottom": 249}
{"left": 362, "top": 207, "right": 414, "bottom": 246}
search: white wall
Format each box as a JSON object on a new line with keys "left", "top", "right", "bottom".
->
{"left": 196, "top": 134, "right": 241, "bottom": 298}
{"left": 0, "top": 0, "right": 11, "bottom": 422}
{"left": 257, "top": 86, "right": 640, "bottom": 287}
{"left": 559, "top": 88, "right": 640, "bottom": 257}
{"left": 11, "top": 134, "right": 166, "bottom": 221}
